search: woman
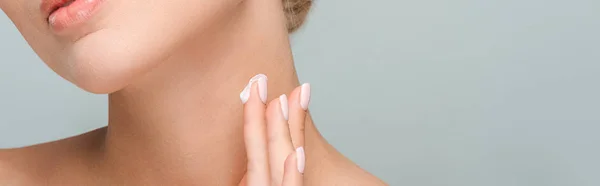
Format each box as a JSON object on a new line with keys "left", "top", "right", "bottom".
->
{"left": 0, "top": 0, "right": 386, "bottom": 185}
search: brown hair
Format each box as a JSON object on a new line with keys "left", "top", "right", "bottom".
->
{"left": 283, "top": 0, "right": 313, "bottom": 32}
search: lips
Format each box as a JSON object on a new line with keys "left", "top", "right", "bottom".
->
{"left": 40, "top": 0, "right": 73, "bottom": 21}
{"left": 40, "top": 0, "right": 105, "bottom": 32}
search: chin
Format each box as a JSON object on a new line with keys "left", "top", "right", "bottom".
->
{"left": 62, "top": 29, "right": 167, "bottom": 94}
{"left": 71, "top": 76, "right": 128, "bottom": 94}
{"left": 66, "top": 54, "right": 136, "bottom": 94}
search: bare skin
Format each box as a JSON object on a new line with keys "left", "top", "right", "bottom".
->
{"left": 0, "top": 0, "right": 387, "bottom": 185}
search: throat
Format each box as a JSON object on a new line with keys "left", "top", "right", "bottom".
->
{"left": 99, "top": 0, "right": 299, "bottom": 182}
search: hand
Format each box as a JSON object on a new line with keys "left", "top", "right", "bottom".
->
{"left": 238, "top": 74, "right": 311, "bottom": 186}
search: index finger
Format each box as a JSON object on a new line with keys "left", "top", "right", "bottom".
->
{"left": 241, "top": 74, "right": 270, "bottom": 186}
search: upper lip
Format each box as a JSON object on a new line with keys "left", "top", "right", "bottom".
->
{"left": 40, "top": 0, "right": 72, "bottom": 21}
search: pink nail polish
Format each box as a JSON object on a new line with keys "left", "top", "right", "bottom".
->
{"left": 257, "top": 75, "right": 268, "bottom": 104}
{"left": 300, "top": 83, "right": 311, "bottom": 110}
{"left": 280, "top": 94, "right": 289, "bottom": 120}
{"left": 239, "top": 74, "right": 268, "bottom": 104}
{"left": 296, "top": 147, "right": 305, "bottom": 173}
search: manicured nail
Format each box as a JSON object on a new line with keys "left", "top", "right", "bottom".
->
{"left": 239, "top": 74, "right": 268, "bottom": 104}
{"left": 257, "top": 75, "right": 268, "bottom": 103}
{"left": 300, "top": 83, "right": 311, "bottom": 110}
{"left": 296, "top": 147, "right": 305, "bottom": 174}
{"left": 280, "top": 94, "right": 289, "bottom": 120}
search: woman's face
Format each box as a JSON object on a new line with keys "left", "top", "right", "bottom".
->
{"left": 1, "top": 0, "right": 239, "bottom": 93}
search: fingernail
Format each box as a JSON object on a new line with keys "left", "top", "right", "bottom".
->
{"left": 296, "top": 147, "right": 305, "bottom": 174}
{"left": 280, "top": 94, "right": 289, "bottom": 120}
{"left": 257, "top": 75, "right": 268, "bottom": 103}
{"left": 239, "top": 74, "right": 268, "bottom": 104}
{"left": 300, "top": 83, "right": 311, "bottom": 110}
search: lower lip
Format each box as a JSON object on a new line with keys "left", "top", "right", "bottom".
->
{"left": 49, "top": 0, "right": 104, "bottom": 32}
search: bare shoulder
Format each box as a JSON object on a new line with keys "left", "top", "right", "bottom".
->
{"left": 0, "top": 149, "right": 38, "bottom": 185}
{"left": 0, "top": 127, "right": 107, "bottom": 185}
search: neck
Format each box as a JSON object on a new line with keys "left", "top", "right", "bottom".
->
{"left": 101, "top": 0, "right": 303, "bottom": 184}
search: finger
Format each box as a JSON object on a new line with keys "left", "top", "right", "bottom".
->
{"left": 241, "top": 74, "right": 270, "bottom": 186}
{"left": 287, "top": 83, "right": 310, "bottom": 149}
{"left": 266, "top": 94, "right": 295, "bottom": 184}
{"left": 282, "top": 149, "right": 305, "bottom": 186}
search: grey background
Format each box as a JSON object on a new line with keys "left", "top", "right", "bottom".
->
{"left": 1, "top": 0, "right": 599, "bottom": 185}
